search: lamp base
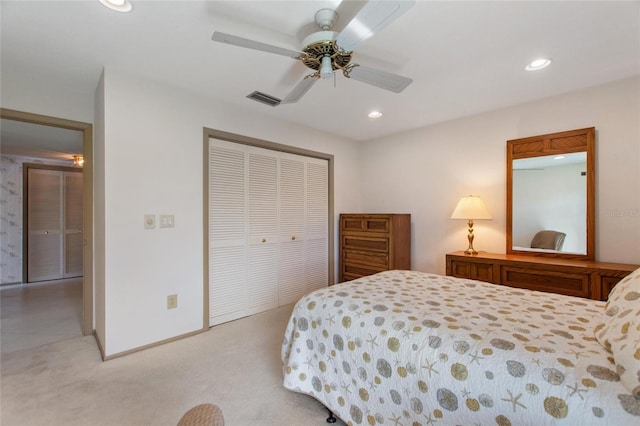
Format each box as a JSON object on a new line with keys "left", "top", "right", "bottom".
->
{"left": 464, "top": 219, "right": 478, "bottom": 255}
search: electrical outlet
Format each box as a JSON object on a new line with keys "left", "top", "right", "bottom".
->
{"left": 144, "top": 214, "right": 156, "bottom": 229}
{"left": 167, "top": 294, "right": 177, "bottom": 309}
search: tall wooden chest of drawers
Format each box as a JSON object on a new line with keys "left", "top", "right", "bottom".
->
{"left": 339, "top": 214, "right": 411, "bottom": 282}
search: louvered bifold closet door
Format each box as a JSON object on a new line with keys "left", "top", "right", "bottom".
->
{"left": 247, "top": 148, "right": 279, "bottom": 315}
{"left": 28, "top": 169, "right": 64, "bottom": 282}
{"left": 64, "top": 171, "right": 83, "bottom": 278}
{"left": 209, "top": 139, "right": 247, "bottom": 326}
{"left": 305, "top": 159, "right": 329, "bottom": 292}
{"left": 208, "top": 138, "right": 330, "bottom": 326}
{"left": 278, "top": 154, "right": 306, "bottom": 305}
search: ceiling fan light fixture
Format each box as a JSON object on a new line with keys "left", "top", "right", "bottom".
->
{"left": 525, "top": 58, "right": 551, "bottom": 71}
{"left": 320, "top": 56, "right": 333, "bottom": 79}
{"left": 98, "top": 0, "right": 133, "bottom": 13}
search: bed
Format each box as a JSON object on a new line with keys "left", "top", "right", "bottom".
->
{"left": 281, "top": 269, "right": 640, "bottom": 425}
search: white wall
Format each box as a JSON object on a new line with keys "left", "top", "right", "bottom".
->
{"left": 98, "top": 69, "right": 361, "bottom": 356}
{"left": 1, "top": 63, "right": 94, "bottom": 124}
{"left": 359, "top": 76, "right": 640, "bottom": 274}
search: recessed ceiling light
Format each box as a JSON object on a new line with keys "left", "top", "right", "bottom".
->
{"left": 525, "top": 58, "right": 551, "bottom": 71}
{"left": 98, "top": 0, "right": 133, "bottom": 12}
{"left": 368, "top": 111, "right": 382, "bottom": 118}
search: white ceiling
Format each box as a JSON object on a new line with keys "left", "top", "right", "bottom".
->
{"left": 1, "top": 0, "right": 639, "bottom": 145}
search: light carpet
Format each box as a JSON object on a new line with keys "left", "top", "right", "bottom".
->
{"left": 1, "top": 304, "right": 345, "bottom": 426}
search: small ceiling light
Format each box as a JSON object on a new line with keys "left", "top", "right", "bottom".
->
{"left": 98, "top": 0, "right": 133, "bottom": 12}
{"left": 320, "top": 56, "right": 333, "bottom": 79}
{"left": 525, "top": 58, "right": 551, "bottom": 71}
{"left": 368, "top": 110, "right": 382, "bottom": 118}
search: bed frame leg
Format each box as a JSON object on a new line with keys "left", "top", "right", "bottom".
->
{"left": 326, "top": 409, "right": 337, "bottom": 423}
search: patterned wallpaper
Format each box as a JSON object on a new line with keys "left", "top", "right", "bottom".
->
{"left": 0, "top": 155, "right": 70, "bottom": 284}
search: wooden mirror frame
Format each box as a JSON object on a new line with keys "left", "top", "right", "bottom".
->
{"left": 506, "top": 127, "right": 595, "bottom": 260}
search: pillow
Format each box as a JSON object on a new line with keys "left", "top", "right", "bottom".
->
{"left": 594, "top": 266, "right": 640, "bottom": 398}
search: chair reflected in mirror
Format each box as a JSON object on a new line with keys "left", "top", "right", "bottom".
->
{"left": 530, "top": 230, "right": 566, "bottom": 251}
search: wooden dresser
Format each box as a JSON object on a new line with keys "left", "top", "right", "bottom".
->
{"left": 446, "top": 251, "right": 638, "bottom": 301}
{"left": 339, "top": 214, "right": 411, "bottom": 282}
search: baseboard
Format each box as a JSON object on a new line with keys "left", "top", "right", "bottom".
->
{"left": 101, "top": 327, "right": 207, "bottom": 361}
{"left": 93, "top": 330, "right": 106, "bottom": 361}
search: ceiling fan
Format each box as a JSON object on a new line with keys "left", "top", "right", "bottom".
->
{"left": 211, "top": 0, "right": 415, "bottom": 106}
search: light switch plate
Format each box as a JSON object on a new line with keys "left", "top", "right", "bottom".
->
{"left": 159, "top": 214, "right": 175, "bottom": 228}
{"left": 144, "top": 214, "right": 155, "bottom": 229}
{"left": 167, "top": 294, "right": 177, "bottom": 309}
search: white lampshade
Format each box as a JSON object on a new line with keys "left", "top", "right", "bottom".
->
{"left": 450, "top": 195, "right": 492, "bottom": 220}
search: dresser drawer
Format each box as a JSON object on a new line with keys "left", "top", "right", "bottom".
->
{"left": 343, "top": 249, "right": 389, "bottom": 268}
{"left": 341, "top": 216, "right": 390, "bottom": 233}
{"left": 501, "top": 266, "right": 590, "bottom": 298}
{"left": 600, "top": 276, "right": 619, "bottom": 300}
{"left": 449, "top": 260, "right": 494, "bottom": 283}
{"left": 343, "top": 236, "right": 389, "bottom": 253}
{"left": 342, "top": 264, "right": 387, "bottom": 281}
{"left": 599, "top": 275, "right": 628, "bottom": 301}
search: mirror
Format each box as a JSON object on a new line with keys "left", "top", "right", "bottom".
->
{"left": 506, "top": 127, "right": 595, "bottom": 260}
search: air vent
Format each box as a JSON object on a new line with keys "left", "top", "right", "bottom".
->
{"left": 246, "top": 91, "right": 281, "bottom": 107}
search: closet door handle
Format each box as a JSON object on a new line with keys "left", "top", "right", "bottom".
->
{"left": 291, "top": 236, "right": 296, "bottom": 241}
{"left": 262, "top": 238, "right": 266, "bottom": 243}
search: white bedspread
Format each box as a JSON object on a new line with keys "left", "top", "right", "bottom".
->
{"left": 281, "top": 270, "right": 640, "bottom": 425}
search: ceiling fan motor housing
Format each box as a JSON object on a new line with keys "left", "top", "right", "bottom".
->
{"left": 301, "top": 30, "right": 352, "bottom": 73}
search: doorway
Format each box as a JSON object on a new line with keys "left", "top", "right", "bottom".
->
{"left": 0, "top": 108, "right": 93, "bottom": 336}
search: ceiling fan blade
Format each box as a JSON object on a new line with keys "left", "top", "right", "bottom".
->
{"left": 336, "top": 0, "right": 415, "bottom": 52}
{"left": 281, "top": 76, "right": 318, "bottom": 104}
{"left": 212, "top": 31, "right": 303, "bottom": 59}
{"left": 348, "top": 65, "right": 412, "bottom": 93}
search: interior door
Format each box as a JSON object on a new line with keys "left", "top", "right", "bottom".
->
{"left": 305, "top": 159, "right": 329, "bottom": 293}
{"left": 27, "top": 167, "right": 83, "bottom": 282}
{"left": 207, "top": 138, "right": 330, "bottom": 326}
{"left": 246, "top": 148, "right": 279, "bottom": 314}
{"left": 28, "top": 168, "right": 64, "bottom": 282}
{"left": 278, "top": 154, "right": 306, "bottom": 305}
{"left": 208, "top": 139, "right": 248, "bottom": 325}
{"left": 64, "top": 171, "right": 83, "bottom": 277}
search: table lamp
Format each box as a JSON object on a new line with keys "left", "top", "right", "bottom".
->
{"left": 450, "top": 195, "right": 492, "bottom": 255}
